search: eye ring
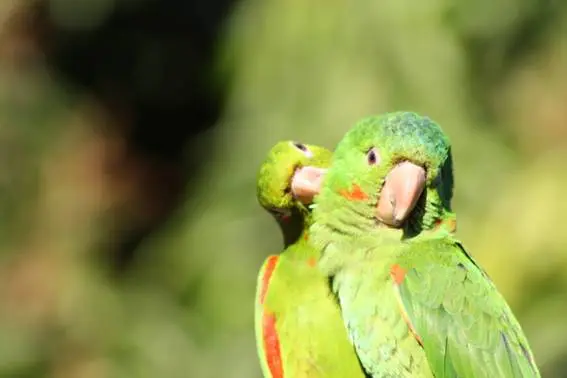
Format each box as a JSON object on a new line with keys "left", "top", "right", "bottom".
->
{"left": 293, "top": 141, "right": 308, "bottom": 151}
{"left": 367, "top": 147, "right": 380, "bottom": 165}
{"left": 290, "top": 141, "right": 313, "bottom": 158}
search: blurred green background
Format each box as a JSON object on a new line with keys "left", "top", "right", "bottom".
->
{"left": 0, "top": 0, "right": 566, "bottom": 377}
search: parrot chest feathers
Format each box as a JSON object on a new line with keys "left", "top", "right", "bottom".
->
{"left": 332, "top": 260, "right": 433, "bottom": 378}
{"left": 256, "top": 253, "right": 367, "bottom": 378}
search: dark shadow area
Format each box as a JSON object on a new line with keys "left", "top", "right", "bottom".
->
{"left": 29, "top": 0, "right": 238, "bottom": 273}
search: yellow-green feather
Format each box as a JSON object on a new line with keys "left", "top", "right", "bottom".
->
{"left": 254, "top": 257, "right": 277, "bottom": 377}
{"left": 395, "top": 232, "right": 540, "bottom": 378}
{"left": 310, "top": 112, "right": 540, "bottom": 377}
{"left": 254, "top": 141, "right": 367, "bottom": 378}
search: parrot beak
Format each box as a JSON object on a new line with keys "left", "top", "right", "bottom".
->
{"left": 376, "top": 161, "right": 426, "bottom": 227}
{"left": 291, "top": 166, "right": 327, "bottom": 205}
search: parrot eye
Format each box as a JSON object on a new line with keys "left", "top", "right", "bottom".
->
{"left": 367, "top": 147, "right": 380, "bottom": 165}
{"left": 293, "top": 142, "right": 307, "bottom": 151}
{"left": 291, "top": 141, "right": 313, "bottom": 158}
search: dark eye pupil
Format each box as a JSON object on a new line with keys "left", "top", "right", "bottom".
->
{"left": 293, "top": 142, "right": 307, "bottom": 152}
{"left": 368, "top": 151, "right": 376, "bottom": 164}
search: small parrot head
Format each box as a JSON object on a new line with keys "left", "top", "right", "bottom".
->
{"left": 313, "top": 112, "right": 453, "bottom": 235}
{"left": 257, "top": 140, "right": 331, "bottom": 224}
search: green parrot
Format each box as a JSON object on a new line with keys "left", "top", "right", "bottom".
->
{"left": 254, "top": 140, "right": 367, "bottom": 378}
{"left": 309, "top": 112, "right": 541, "bottom": 378}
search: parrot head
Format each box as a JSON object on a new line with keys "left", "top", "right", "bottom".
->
{"left": 257, "top": 140, "right": 331, "bottom": 244}
{"left": 313, "top": 112, "right": 454, "bottom": 236}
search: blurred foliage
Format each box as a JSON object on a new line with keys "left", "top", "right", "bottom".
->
{"left": 0, "top": 0, "right": 566, "bottom": 377}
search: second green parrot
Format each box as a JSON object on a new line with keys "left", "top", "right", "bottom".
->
{"left": 309, "top": 112, "right": 540, "bottom": 377}
{"left": 254, "top": 140, "right": 367, "bottom": 378}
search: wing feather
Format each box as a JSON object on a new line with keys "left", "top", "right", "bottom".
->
{"left": 255, "top": 255, "right": 283, "bottom": 378}
{"left": 393, "top": 238, "right": 540, "bottom": 378}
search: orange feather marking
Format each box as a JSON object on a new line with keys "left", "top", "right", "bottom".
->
{"left": 262, "top": 312, "right": 284, "bottom": 378}
{"left": 339, "top": 184, "right": 369, "bottom": 201}
{"left": 259, "top": 256, "right": 279, "bottom": 305}
{"left": 391, "top": 265, "right": 424, "bottom": 347}
{"left": 259, "top": 255, "right": 284, "bottom": 377}
{"left": 433, "top": 218, "right": 457, "bottom": 233}
{"left": 307, "top": 257, "right": 317, "bottom": 267}
{"left": 396, "top": 298, "right": 423, "bottom": 347}
{"left": 390, "top": 264, "right": 407, "bottom": 285}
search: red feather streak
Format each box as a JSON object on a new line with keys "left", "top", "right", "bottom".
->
{"left": 259, "top": 255, "right": 284, "bottom": 378}
{"left": 339, "top": 184, "right": 369, "bottom": 201}
{"left": 391, "top": 264, "right": 423, "bottom": 346}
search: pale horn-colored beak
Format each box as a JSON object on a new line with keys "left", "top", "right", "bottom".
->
{"left": 291, "top": 166, "right": 327, "bottom": 204}
{"left": 376, "top": 161, "right": 426, "bottom": 227}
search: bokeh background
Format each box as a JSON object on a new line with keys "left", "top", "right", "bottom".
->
{"left": 0, "top": 0, "right": 566, "bottom": 377}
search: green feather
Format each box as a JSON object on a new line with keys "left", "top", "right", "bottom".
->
{"left": 310, "top": 112, "right": 541, "bottom": 377}
{"left": 394, "top": 235, "right": 539, "bottom": 378}
{"left": 254, "top": 140, "right": 367, "bottom": 378}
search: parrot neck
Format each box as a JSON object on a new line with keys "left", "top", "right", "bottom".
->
{"left": 310, "top": 190, "right": 398, "bottom": 251}
{"left": 278, "top": 206, "right": 310, "bottom": 247}
{"left": 284, "top": 226, "right": 320, "bottom": 260}
{"left": 403, "top": 185, "right": 456, "bottom": 238}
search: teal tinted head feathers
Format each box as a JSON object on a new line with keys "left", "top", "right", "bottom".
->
{"left": 314, "top": 112, "right": 453, "bottom": 235}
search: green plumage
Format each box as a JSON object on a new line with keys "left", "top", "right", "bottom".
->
{"left": 310, "top": 112, "right": 540, "bottom": 377}
{"left": 254, "top": 141, "right": 366, "bottom": 378}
